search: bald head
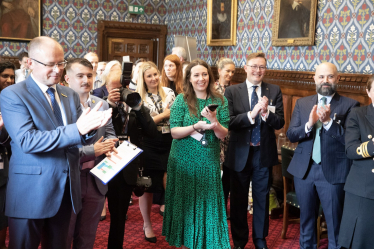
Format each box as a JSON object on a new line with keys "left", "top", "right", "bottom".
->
{"left": 29, "top": 36, "right": 63, "bottom": 59}
{"left": 314, "top": 62, "right": 339, "bottom": 96}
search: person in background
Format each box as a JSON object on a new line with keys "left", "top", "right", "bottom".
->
{"left": 97, "top": 61, "right": 107, "bottom": 79}
{"left": 0, "top": 36, "right": 111, "bottom": 248}
{"left": 0, "top": 61, "right": 15, "bottom": 249}
{"left": 215, "top": 57, "right": 235, "bottom": 219}
{"left": 172, "top": 47, "right": 187, "bottom": 63}
{"left": 287, "top": 62, "right": 359, "bottom": 249}
{"left": 65, "top": 58, "right": 118, "bottom": 249}
{"left": 162, "top": 59, "right": 230, "bottom": 249}
{"left": 161, "top": 54, "right": 183, "bottom": 95}
{"left": 339, "top": 75, "right": 374, "bottom": 249}
{"left": 129, "top": 58, "right": 147, "bottom": 91}
{"left": 84, "top": 52, "right": 100, "bottom": 89}
{"left": 225, "top": 52, "right": 284, "bottom": 249}
{"left": 92, "top": 60, "right": 121, "bottom": 99}
{"left": 136, "top": 62, "right": 175, "bottom": 243}
{"left": 104, "top": 69, "right": 158, "bottom": 248}
{"left": 182, "top": 61, "right": 190, "bottom": 79}
{"left": 15, "top": 52, "right": 30, "bottom": 83}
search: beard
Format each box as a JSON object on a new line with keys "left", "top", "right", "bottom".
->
{"left": 316, "top": 82, "right": 337, "bottom": 96}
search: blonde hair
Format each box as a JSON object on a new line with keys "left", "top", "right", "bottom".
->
{"left": 136, "top": 61, "right": 166, "bottom": 103}
{"left": 217, "top": 57, "right": 235, "bottom": 70}
{"left": 100, "top": 60, "right": 121, "bottom": 87}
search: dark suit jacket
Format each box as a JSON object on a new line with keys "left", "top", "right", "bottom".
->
{"left": 287, "top": 93, "right": 359, "bottom": 184}
{"left": 79, "top": 95, "right": 117, "bottom": 195}
{"left": 0, "top": 77, "right": 96, "bottom": 219}
{"left": 0, "top": 126, "right": 10, "bottom": 188}
{"left": 92, "top": 84, "right": 108, "bottom": 99}
{"left": 109, "top": 103, "right": 157, "bottom": 185}
{"left": 344, "top": 104, "right": 374, "bottom": 199}
{"left": 224, "top": 81, "right": 285, "bottom": 172}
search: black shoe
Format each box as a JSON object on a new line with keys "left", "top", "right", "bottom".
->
{"left": 159, "top": 210, "right": 164, "bottom": 216}
{"left": 233, "top": 247, "right": 242, "bottom": 249}
{"left": 255, "top": 247, "right": 268, "bottom": 249}
{"left": 143, "top": 229, "right": 157, "bottom": 243}
{"left": 100, "top": 215, "right": 106, "bottom": 221}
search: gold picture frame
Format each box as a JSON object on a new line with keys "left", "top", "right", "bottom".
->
{"left": 0, "top": 0, "right": 42, "bottom": 41}
{"left": 207, "top": 0, "right": 237, "bottom": 46}
{"left": 272, "top": 0, "right": 317, "bottom": 46}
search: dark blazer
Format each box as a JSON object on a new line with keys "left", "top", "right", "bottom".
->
{"left": 110, "top": 103, "right": 157, "bottom": 185}
{"left": 224, "top": 81, "right": 285, "bottom": 172}
{"left": 287, "top": 93, "right": 359, "bottom": 184}
{"left": 92, "top": 84, "right": 108, "bottom": 99}
{"left": 0, "top": 77, "right": 96, "bottom": 219}
{"left": 344, "top": 104, "right": 374, "bottom": 199}
{"left": 78, "top": 95, "right": 117, "bottom": 195}
{"left": 0, "top": 126, "right": 10, "bottom": 188}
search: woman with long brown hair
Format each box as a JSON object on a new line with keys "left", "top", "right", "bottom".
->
{"left": 160, "top": 54, "right": 183, "bottom": 95}
{"left": 162, "top": 59, "right": 230, "bottom": 249}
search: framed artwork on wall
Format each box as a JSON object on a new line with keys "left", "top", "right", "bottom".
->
{"left": 207, "top": 0, "right": 237, "bottom": 46}
{"left": 0, "top": 0, "right": 42, "bottom": 41}
{"left": 272, "top": 0, "right": 317, "bottom": 46}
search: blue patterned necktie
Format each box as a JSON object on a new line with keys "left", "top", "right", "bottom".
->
{"left": 312, "top": 97, "right": 327, "bottom": 164}
{"left": 250, "top": 85, "right": 261, "bottom": 145}
{"left": 46, "top": 88, "right": 64, "bottom": 126}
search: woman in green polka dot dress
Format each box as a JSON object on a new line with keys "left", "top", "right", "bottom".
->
{"left": 162, "top": 59, "right": 230, "bottom": 249}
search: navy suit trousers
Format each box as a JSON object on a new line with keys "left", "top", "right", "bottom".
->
{"left": 294, "top": 162, "right": 344, "bottom": 249}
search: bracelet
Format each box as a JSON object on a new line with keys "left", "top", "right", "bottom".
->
{"left": 193, "top": 124, "right": 199, "bottom": 132}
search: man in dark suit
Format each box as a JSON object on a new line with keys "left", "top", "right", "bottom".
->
{"left": 225, "top": 52, "right": 285, "bottom": 249}
{"left": 103, "top": 69, "right": 157, "bottom": 248}
{"left": 0, "top": 36, "right": 112, "bottom": 248}
{"left": 65, "top": 58, "right": 118, "bottom": 248}
{"left": 287, "top": 62, "right": 359, "bottom": 249}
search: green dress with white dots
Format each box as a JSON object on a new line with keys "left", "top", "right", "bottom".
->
{"left": 162, "top": 94, "right": 231, "bottom": 249}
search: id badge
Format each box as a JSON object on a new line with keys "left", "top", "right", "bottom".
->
{"left": 162, "top": 126, "right": 171, "bottom": 134}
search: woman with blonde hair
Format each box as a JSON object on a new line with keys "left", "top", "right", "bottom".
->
{"left": 136, "top": 61, "right": 175, "bottom": 243}
{"left": 161, "top": 54, "right": 183, "bottom": 95}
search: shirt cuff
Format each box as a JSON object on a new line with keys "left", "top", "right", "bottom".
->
{"left": 247, "top": 112, "right": 255, "bottom": 124}
{"left": 261, "top": 109, "right": 269, "bottom": 122}
{"left": 323, "top": 119, "right": 333, "bottom": 131}
{"left": 305, "top": 122, "right": 313, "bottom": 134}
{"left": 107, "top": 99, "right": 116, "bottom": 107}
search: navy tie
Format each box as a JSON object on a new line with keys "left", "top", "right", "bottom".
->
{"left": 46, "top": 88, "right": 64, "bottom": 126}
{"left": 250, "top": 86, "right": 261, "bottom": 145}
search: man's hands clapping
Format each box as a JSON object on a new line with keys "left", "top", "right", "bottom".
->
{"left": 76, "top": 101, "right": 112, "bottom": 135}
{"left": 307, "top": 104, "right": 331, "bottom": 129}
{"left": 250, "top": 96, "right": 268, "bottom": 119}
{"left": 94, "top": 136, "right": 119, "bottom": 157}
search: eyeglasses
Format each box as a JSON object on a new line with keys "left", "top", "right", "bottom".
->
{"left": 247, "top": 65, "right": 266, "bottom": 71}
{"left": 31, "top": 58, "right": 67, "bottom": 70}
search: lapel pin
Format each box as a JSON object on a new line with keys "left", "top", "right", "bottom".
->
{"left": 92, "top": 99, "right": 95, "bottom": 104}
{"left": 61, "top": 93, "right": 67, "bottom": 98}
{"left": 369, "top": 135, "right": 372, "bottom": 139}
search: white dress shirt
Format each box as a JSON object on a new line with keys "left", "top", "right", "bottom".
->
{"left": 246, "top": 79, "right": 269, "bottom": 124}
{"left": 31, "top": 74, "right": 67, "bottom": 126}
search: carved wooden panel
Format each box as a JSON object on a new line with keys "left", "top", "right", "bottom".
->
{"left": 1, "top": 56, "right": 20, "bottom": 69}
{"left": 97, "top": 21, "right": 167, "bottom": 69}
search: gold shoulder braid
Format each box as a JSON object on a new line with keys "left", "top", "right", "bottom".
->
{"left": 356, "top": 141, "right": 370, "bottom": 158}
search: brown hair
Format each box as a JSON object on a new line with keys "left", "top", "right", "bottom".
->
{"left": 161, "top": 54, "right": 183, "bottom": 94}
{"left": 367, "top": 75, "right": 374, "bottom": 91}
{"left": 65, "top": 58, "right": 93, "bottom": 72}
{"left": 183, "top": 59, "right": 223, "bottom": 117}
{"left": 246, "top": 52, "right": 267, "bottom": 64}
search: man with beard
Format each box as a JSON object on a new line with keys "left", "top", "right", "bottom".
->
{"left": 286, "top": 62, "right": 359, "bottom": 249}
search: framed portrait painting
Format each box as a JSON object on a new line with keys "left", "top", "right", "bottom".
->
{"left": 0, "top": 0, "right": 42, "bottom": 41}
{"left": 272, "top": 0, "right": 317, "bottom": 46}
{"left": 207, "top": 0, "right": 237, "bottom": 46}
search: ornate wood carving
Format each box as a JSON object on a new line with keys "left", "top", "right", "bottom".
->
{"left": 97, "top": 21, "right": 167, "bottom": 68}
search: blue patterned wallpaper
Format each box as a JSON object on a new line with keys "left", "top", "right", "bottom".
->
{"left": 0, "top": 0, "right": 373, "bottom": 74}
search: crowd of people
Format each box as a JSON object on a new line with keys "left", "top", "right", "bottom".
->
{"left": 0, "top": 35, "right": 372, "bottom": 249}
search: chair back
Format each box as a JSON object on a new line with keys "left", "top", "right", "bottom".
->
{"left": 281, "top": 145, "right": 294, "bottom": 180}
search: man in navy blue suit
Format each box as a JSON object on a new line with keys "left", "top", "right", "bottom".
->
{"left": 287, "top": 62, "right": 359, "bottom": 249}
{"left": 225, "top": 53, "right": 284, "bottom": 249}
{"left": 0, "top": 36, "right": 112, "bottom": 248}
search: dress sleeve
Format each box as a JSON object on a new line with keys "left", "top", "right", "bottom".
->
{"left": 218, "top": 97, "right": 230, "bottom": 129}
{"left": 170, "top": 94, "right": 186, "bottom": 129}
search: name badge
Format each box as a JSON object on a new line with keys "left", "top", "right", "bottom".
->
{"left": 162, "top": 126, "right": 171, "bottom": 134}
{"left": 268, "top": 105, "right": 275, "bottom": 113}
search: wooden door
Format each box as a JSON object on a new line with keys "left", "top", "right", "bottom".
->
{"left": 108, "top": 38, "right": 154, "bottom": 64}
